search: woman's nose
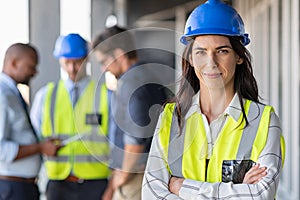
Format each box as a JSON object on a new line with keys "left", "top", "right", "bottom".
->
{"left": 207, "top": 53, "right": 217, "bottom": 68}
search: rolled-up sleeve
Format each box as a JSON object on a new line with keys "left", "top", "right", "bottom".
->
{"left": 142, "top": 114, "right": 183, "bottom": 199}
{"left": 0, "top": 96, "right": 19, "bottom": 162}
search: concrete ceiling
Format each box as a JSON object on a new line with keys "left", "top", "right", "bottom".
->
{"left": 121, "top": 0, "right": 232, "bottom": 28}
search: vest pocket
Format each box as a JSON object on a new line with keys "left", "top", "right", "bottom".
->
{"left": 222, "top": 160, "right": 255, "bottom": 183}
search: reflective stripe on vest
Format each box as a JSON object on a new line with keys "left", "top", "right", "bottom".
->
{"left": 159, "top": 100, "right": 275, "bottom": 182}
{"left": 46, "top": 154, "right": 110, "bottom": 163}
{"left": 48, "top": 81, "right": 109, "bottom": 135}
{"left": 41, "top": 80, "right": 110, "bottom": 180}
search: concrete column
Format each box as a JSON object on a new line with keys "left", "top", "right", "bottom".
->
{"left": 28, "top": 0, "right": 60, "bottom": 101}
{"left": 90, "top": 0, "right": 113, "bottom": 80}
{"left": 91, "top": 0, "right": 113, "bottom": 39}
{"left": 115, "top": 0, "right": 127, "bottom": 27}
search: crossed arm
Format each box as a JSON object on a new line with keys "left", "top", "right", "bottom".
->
{"left": 168, "top": 163, "right": 267, "bottom": 196}
{"left": 142, "top": 114, "right": 283, "bottom": 200}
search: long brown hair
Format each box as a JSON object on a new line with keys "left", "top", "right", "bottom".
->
{"left": 172, "top": 36, "right": 259, "bottom": 132}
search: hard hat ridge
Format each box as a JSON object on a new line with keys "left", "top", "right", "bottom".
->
{"left": 208, "top": 0, "right": 221, "bottom": 5}
{"left": 180, "top": 0, "right": 250, "bottom": 46}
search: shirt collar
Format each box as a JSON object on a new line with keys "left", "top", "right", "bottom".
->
{"left": 225, "top": 93, "right": 243, "bottom": 122}
{"left": 119, "top": 62, "right": 139, "bottom": 79}
{"left": 185, "top": 92, "right": 242, "bottom": 122}
{"left": 64, "top": 76, "right": 90, "bottom": 92}
{"left": 0, "top": 72, "right": 19, "bottom": 95}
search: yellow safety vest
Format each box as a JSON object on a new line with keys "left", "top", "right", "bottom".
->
{"left": 159, "top": 100, "right": 285, "bottom": 182}
{"left": 41, "top": 80, "right": 110, "bottom": 180}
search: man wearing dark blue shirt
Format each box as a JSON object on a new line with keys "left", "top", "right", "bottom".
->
{"left": 92, "top": 26, "right": 172, "bottom": 200}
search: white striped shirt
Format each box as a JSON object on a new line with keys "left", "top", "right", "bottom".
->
{"left": 142, "top": 93, "right": 283, "bottom": 200}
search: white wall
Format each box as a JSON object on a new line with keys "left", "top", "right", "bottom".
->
{"left": 0, "top": 0, "right": 28, "bottom": 70}
{"left": 234, "top": 0, "right": 300, "bottom": 199}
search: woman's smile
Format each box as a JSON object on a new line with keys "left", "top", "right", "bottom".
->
{"left": 202, "top": 72, "right": 222, "bottom": 79}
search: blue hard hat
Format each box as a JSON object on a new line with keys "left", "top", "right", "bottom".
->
{"left": 53, "top": 33, "right": 88, "bottom": 59}
{"left": 180, "top": 0, "right": 250, "bottom": 46}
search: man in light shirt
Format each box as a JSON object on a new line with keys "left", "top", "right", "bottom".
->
{"left": 0, "top": 43, "right": 61, "bottom": 200}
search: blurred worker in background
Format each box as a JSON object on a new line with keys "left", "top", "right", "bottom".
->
{"left": 30, "top": 33, "right": 111, "bottom": 200}
{"left": 92, "top": 25, "right": 172, "bottom": 200}
{"left": 0, "top": 43, "right": 60, "bottom": 200}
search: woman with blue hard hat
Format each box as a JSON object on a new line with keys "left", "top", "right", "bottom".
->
{"left": 142, "top": 0, "right": 285, "bottom": 199}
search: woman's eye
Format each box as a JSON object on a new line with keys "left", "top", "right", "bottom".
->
{"left": 195, "top": 50, "right": 206, "bottom": 55}
{"left": 218, "top": 49, "right": 229, "bottom": 54}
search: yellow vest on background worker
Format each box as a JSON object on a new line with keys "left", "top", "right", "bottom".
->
{"left": 41, "top": 80, "right": 110, "bottom": 180}
{"left": 159, "top": 100, "right": 285, "bottom": 183}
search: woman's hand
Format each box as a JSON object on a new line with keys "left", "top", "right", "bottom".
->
{"left": 168, "top": 176, "right": 184, "bottom": 195}
{"left": 243, "top": 163, "right": 267, "bottom": 184}
{"left": 168, "top": 163, "right": 266, "bottom": 197}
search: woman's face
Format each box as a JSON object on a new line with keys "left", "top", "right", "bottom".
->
{"left": 190, "top": 35, "right": 242, "bottom": 91}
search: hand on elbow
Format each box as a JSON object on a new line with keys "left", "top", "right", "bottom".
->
{"left": 168, "top": 176, "right": 184, "bottom": 196}
{"left": 243, "top": 163, "right": 267, "bottom": 184}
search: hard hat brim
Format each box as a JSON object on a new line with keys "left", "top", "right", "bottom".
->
{"left": 180, "top": 31, "right": 250, "bottom": 46}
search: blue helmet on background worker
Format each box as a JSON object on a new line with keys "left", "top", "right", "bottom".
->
{"left": 53, "top": 33, "right": 88, "bottom": 59}
{"left": 180, "top": 0, "right": 250, "bottom": 46}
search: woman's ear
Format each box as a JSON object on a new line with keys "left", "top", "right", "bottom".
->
{"left": 189, "top": 55, "right": 194, "bottom": 67}
{"left": 237, "top": 57, "right": 243, "bottom": 65}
